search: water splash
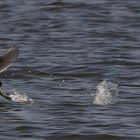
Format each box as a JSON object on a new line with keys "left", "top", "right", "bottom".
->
{"left": 9, "top": 90, "right": 33, "bottom": 104}
{"left": 93, "top": 80, "right": 118, "bottom": 105}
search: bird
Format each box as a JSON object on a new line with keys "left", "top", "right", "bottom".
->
{"left": 0, "top": 46, "right": 19, "bottom": 101}
{"left": 0, "top": 46, "right": 19, "bottom": 73}
{"left": 0, "top": 81, "right": 12, "bottom": 101}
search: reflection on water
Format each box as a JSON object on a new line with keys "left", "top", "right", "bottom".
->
{"left": 0, "top": 0, "right": 139, "bottom": 140}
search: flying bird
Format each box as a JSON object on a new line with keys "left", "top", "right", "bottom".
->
{"left": 0, "top": 46, "right": 19, "bottom": 73}
{"left": 0, "top": 46, "right": 19, "bottom": 101}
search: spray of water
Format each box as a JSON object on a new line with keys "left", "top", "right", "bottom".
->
{"left": 93, "top": 80, "right": 118, "bottom": 105}
{"left": 9, "top": 90, "right": 33, "bottom": 104}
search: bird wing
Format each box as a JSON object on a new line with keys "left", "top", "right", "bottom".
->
{"left": 0, "top": 46, "right": 19, "bottom": 73}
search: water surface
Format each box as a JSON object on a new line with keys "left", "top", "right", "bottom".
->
{"left": 0, "top": 0, "right": 140, "bottom": 139}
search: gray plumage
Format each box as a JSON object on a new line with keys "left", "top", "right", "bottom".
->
{"left": 0, "top": 46, "right": 19, "bottom": 73}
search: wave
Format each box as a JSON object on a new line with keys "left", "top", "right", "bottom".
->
{"left": 48, "top": 134, "right": 137, "bottom": 140}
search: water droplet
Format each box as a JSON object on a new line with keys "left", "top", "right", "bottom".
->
{"left": 9, "top": 90, "right": 33, "bottom": 104}
{"left": 93, "top": 80, "right": 118, "bottom": 105}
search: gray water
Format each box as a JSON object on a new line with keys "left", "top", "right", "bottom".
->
{"left": 0, "top": 0, "right": 140, "bottom": 139}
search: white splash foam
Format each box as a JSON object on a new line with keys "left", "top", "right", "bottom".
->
{"left": 9, "top": 90, "right": 33, "bottom": 104}
{"left": 93, "top": 80, "right": 118, "bottom": 105}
